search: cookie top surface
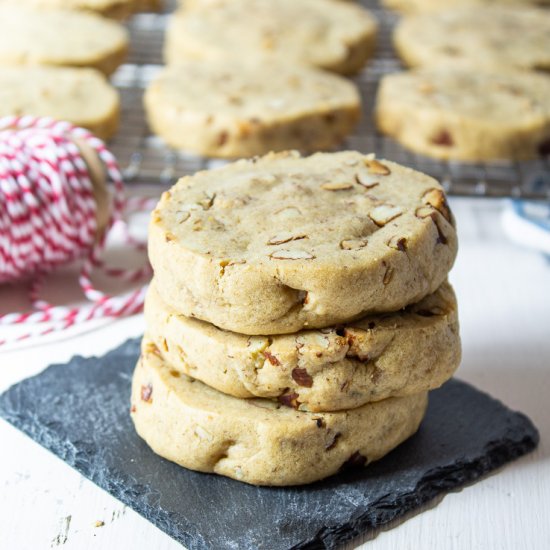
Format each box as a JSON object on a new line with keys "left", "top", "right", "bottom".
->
{"left": 394, "top": 6, "right": 550, "bottom": 71}
{"left": 146, "top": 59, "right": 360, "bottom": 123}
{"left": 165, "top": 0, "right": 377, "bottom": 73}
{"left": 0, "top": 66, "right": 119, "bottom": 129}
{"left": 378, "top": 68, "right": 550, "bottom": 125}
{"left": 0, "top": 6, "right": 128, "bottom": 68}
{"left": 149, "top": 151, "right": 458, "bottom": 334}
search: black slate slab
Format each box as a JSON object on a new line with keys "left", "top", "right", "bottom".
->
{"left": 0, "top": 338, "right": 539, "bottom": 550}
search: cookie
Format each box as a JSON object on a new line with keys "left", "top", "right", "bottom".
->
{"left": 144, "top": 59, "right": 361, "bottom": 158}
{"left": 383, "top": 0, "right": 550, "bottom": 14}
{"left": 394, "top": 7, "right": 550, "bottom": 71}
{"left": 376, "top": 68, "right": 550, "bottom": 161}
{"left": 146, "top": 279, "right": 460, "bottom": 412}
{"left": 149, "top": 151, "right": 458, "bottom": 335}
{"left": 131, "top": 340, "right": 428, "bottom": 486}
{"left": 0, "top": 0, "right": 137, "bottom": 19}
{"left": 0, "top": 66, "right": 119, "bottom": 141}
{"left": 0, "top": 6, "right": 128, "bottom": 76}
{"left": 164, "top": 0, "right": 378, "bottom": 76}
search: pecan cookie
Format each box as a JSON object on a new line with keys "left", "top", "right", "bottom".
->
{"left": 144, "top": 59, "right": 361, "bottom": 158}
{"left": 164, "top": 0, "right": 377, "bottom": 76}
{"left": 0, "top": 66, "right": 119, "bottom": 141}
{"left": 146, "top": 279, "right": 460, "bottom": 412}
{"left": 0, "top": 6, "right": 128, "bottom": 76}
{"left": 383, "top": 0, "right": 550, "bottom": 14}
{"left": 376, "top": 68, "right": 550, "bottom": 161}
{"left": 394, "top": 6, "right": 550, "bottom": 71}
{"left": 149, "top": 151, "right": 458, "bottom": 335}
{"left": 131, "top": 340, "right": 428, "bottom": 486}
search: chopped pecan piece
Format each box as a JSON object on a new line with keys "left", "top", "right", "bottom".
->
{"left": 355, "top": 173, "right": 380, "bottom": 189}
{"left": 175, "top": 210, "right": 190, "bottom": 224}
{"left": 263, "top": 350, "right": 281, "bottom": 366}
{"left": 291, "top": 367, "right": 314, "bottom": 388}
{"left": 278, "top": 391, "right": 301, "bottom": 409}
{"left": 140, "top": 384, "right": 153, "bottom": 403}
{"left": 198, "top": 192, "right": 216, "bottom": 210}
{"left": 217, "top": 131, "right": 228, "bottom": 147}
{"left": 267, "top": 234, "right": 306, "bottom": 245}
{"left": 416, "top": 205, "right": 449, "bottom": 244}
{"left": 364, "top": 159, "right": 391, "bottom": 175}
{"left": 422, "top": 188, "right": 452, "bottom": 224}
{"left": 382, "top": 263, "right": 394, "bottom": 285}
{"left": 269, "top": 249, "right": 315, "bottom": 260}
{"left": 387, "top": 235, "right": 408, "bottom": 251}
{"left": 431, "top": 130, "right": 454, "bottom": 147}
{"left": 340, "top": 239, "right": 368, "bottom": 250}
{"left": 416, "top": 306, "right": 446, "bottom": 317}
{"left": 369, "top": 204, "right": 403, "bottom": 227}
{"left": 432, "top": 217, "right": 448, "bottom": 244}
{"left": 326, "top": 432, "right": 342, "bottom": 451}
{"left": 341, "top": 451, "right": 367, "bottom": 470}
{"left": 321, "top": 182, "right": 353, "bottom": 191}
{"left": 145, "top": 342, "right": 162, "bottom": 357}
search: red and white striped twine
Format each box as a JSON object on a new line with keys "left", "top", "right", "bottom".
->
{"left": 0, "top": 115, "right": 154, "bottom": 346}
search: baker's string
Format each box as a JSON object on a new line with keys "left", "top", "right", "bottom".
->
{"left": 0, "top": 116, "right": 154, "bottom": 345}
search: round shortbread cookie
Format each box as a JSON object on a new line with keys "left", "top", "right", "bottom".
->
{"left": 145, "top": 279, "right": 460, "bottom": 412}
{"left": 149, "top": 151, "right": 458, "bottom": 335}
{"left": 383, "top": 0, "right": 550, "bottom": 14}
{"left": 144, "top": 60, "right": 361, "bottom": 158}
{"left": 376, "top": 68, "right": 550, "bottom": 161}
{"left": 164, "top": 0, "right": 378, "bottom": 76}
{"left": 0, "top": 66, "right": 119, "bottom": 141}
{"left": 0, "top": 6, "right": 128, "bottom": 76}
{"left": 0, "top": 0, "right": 137, "bottom": 19}
{"left": 394, "top": 7, "right": 550, "bottom": 71}
{"left": 131, "top": 340, "right": 428, "bottom": 486}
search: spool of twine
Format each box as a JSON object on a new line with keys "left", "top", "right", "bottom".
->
{"left": 0, "top": 115, "right": 153, "bottom": 345}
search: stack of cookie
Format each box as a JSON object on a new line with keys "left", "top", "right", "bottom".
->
{"left": 131, "top": 150, "right": 461, "bottom": 486}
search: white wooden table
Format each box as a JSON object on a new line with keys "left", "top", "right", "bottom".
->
{"left": 1, "top": 197, "right": 549, "bottom": 550}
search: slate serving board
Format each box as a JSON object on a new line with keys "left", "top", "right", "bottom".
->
{"left": 0, "top": 338, "right": 539, "bottom": 550}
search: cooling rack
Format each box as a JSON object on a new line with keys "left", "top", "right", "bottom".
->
{"left": 110, "top": 0, "right": 550, "bottom": 200}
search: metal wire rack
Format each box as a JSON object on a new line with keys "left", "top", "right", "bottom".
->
{"left": 110, "top": 0, "right": 550, "bottom": 200}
